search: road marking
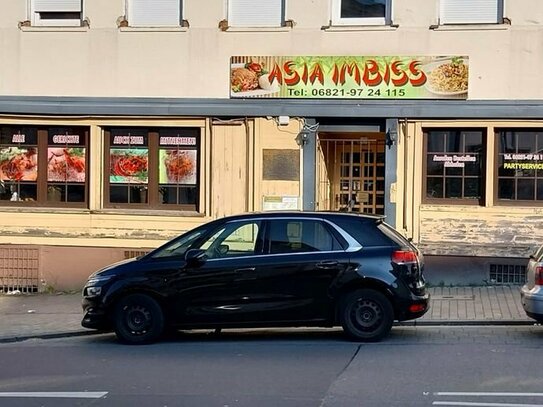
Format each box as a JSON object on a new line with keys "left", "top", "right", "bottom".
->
{"left": 0, "top": 392, "right": 107, "bottom": 399}
{"left": 434, "top": 393, "right": 543, "bottom": 398}
{"left": 433, "top": 402, "right": 543, "bottom": 407}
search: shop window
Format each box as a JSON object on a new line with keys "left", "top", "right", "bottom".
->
{"left": 423, "top": 129, "right": 485, "bottom": 204}
{"left": 127, "top": 0, "right": 182, "bottom": 27}
{"left": 31, "top": 0, "right": 83, "bottom": 27}
{"left": 105, "top": 127, "right": 200, "bottom": 211}
{"left": 227, "top": 0, "right": 285, "bottom": 28}
{"left": 0, "top": 126, "right": 88, "bottom": 206}
{"left": 440, "top": 0, "right": 503, "bottom": 25}
{"left": 331, "top": 0, "right": 392, "bottom": 26}
{"left": 496, "top": 129, "right": 543, "bottom": 204}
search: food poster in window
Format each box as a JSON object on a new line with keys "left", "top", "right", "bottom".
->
{"left": 158, "top": 135, "right": 197, "bottom": 185}
{"left": 109, "top": 133, "right": 148, "bottom": 184}
{"left": 47, "top": 132, "right": 86, "bottom": 183}
{"left": 230, "top": 56, "right": 468, "bottom": 99}
{"left": 0, "top": 129, "right": 38, "bottom": 182}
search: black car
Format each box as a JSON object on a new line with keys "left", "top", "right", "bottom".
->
{"left": 82, "top": 212, "right": 429, "bottom": 344}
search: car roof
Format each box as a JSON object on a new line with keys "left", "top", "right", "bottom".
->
{"left": 220, "top": 211, "right": 385, "bottom": 222}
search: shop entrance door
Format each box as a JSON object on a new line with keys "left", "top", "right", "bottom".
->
{"left": 317, "top": 135, "right": 386, "bottom": 215}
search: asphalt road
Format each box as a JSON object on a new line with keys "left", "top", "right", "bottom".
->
{"left": 0, "top": 325, "right": 542, "bottom": 407}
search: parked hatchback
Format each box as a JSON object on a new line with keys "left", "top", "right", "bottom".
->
{"left": 521, "top": 245, "right": 543, "bottom": 322}
{"left": 82, "top": 212, "right": 429, "bottom": 344}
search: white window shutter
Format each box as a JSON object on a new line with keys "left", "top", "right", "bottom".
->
{"left": 128, "top": 0, "right": 181, "bottom": 27}
{"left": 440, "top": 0, "right": 500, "bottom": 24}
{"left": 228, "top": 0, "right": 283, "bottom": 27}
{"left": 33, "top": 0, "right": 82, "bottom": 12}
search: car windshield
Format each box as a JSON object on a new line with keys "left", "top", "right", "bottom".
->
{"left": 150, "top": 228, "right": 208, "bottom": 259}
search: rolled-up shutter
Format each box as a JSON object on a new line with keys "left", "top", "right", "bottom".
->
{"left": 440, "top": 0, "right": 501, "bottom": 24}
{"left": 33, "top": 0, "right": 82, "bottom": 12}
{"left": 128, "top": 0, "right": 181, "bottom": 27}
{"left": 228, "top": 0, "right": 283, "bottom": 27}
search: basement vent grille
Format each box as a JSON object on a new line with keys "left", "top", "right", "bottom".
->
{"left": 488, "top": 263, "right": 526, "bottom": 285}
{"left": 124, "top": 250, "right": 149, "bottom": 260}
{"left": 0, "top": 247, "right": 39, "bottom": 294}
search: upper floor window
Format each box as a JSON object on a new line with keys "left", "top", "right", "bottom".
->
{"left": 423, "top": 129, "right": 485, "bottom": 204}
{"left": 126, "top": 0, "right": 182, "bottom": 27}
{"left": 440, "top": 0, "right": 503, "bottom": 25}
{"left": 331, "top": 0, "right": 392, "bottom": 26}
{"left": 31, "top": 0, "right": 83, "bottom": 27}
{"left": 228, "top": 0, "right": 285, "bottom": 28}
{"left": 497, "top": 129, "right": 543, "bottom": 204}
{"left": 0, "top": 126, "right": 89, "bottom": 206}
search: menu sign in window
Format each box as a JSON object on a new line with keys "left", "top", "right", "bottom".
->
{"left": 159, "top": 136, "right": 197, "bottom": 185}
{"left": 47, "top": 133, "right": 86, "bottom": 183}
{"left": 110, "top": 132, "right": 148, "bottom": 184}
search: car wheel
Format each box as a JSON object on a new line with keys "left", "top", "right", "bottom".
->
{"left": 114, "top": 294, "right": 164, "bottom": 345}
{"left": 339, "top": 289, "right": 394, "bottom": 342}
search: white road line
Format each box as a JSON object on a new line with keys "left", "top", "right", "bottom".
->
{"left": 0, "top": 392, "right": 107, "bottom": 399}
{"left": 434, "top": 393, "right": 543, "bottom": 398}
{"left": 433, "top": 402, "right": 543, "bottom": 407}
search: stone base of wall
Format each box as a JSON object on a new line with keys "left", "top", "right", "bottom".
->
{"left": 424, "top": 254, "right": 528, "bottom": 287}
{"left": 0, "top": 245, "right": 152, "bottom": 293}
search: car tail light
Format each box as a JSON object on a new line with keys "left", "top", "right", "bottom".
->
{"left": 391, "top": 250, "right": 418, "bottom": 265}
{"left": 536, "top": 266, "right": 543, "bottom": 286}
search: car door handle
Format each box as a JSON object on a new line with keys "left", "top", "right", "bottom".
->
{"left": 235, "top": 267, "right": 256, "bottom": 273}
{"left": 316, "top": 261, "right": 339, "bottom": 269}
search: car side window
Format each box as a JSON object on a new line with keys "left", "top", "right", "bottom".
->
{"left": 268, "top": 219, "right": 342, "bottom": 254}
{"left": 197, "top": 221, "right": 261, "bottom": 259}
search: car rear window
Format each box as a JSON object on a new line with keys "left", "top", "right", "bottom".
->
{"left": 377, "top": 222, "right": 414, "bottom": 249}
{"left": 534, "top": 245, "right": 543, "bottom": 262}
{"left": 331, "top": 216, "right": 397, "bottom": 247}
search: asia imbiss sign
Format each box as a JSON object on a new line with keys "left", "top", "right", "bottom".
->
{"left": 230, "top": 56, "right": 469, "bottom": 99}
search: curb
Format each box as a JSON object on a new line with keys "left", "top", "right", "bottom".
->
{"left": 0, "top": 330, "right": 102, "bottom": 344}
{"left": 397, "top": 320, "right": 536, "bottom": 327}
{"left": 0, "top": 321, "right": 539, "bottom": 343}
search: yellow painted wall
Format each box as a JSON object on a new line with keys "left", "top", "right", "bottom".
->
{"left": 397, "top": 120, "right": 543, "bottom": 258}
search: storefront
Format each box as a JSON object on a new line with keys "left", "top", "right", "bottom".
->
{"left": 1, "top": 47, "right": 543, "bottom": 291}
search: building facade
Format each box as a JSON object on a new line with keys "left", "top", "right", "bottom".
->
{"left": 1, "top": 0, "right": 542, "bottom": 290}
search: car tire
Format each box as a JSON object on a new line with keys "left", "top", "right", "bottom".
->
{"left": 339, "top": 289, "right": 394, "bottom": 342}
{"left": 113, "top": 294, "right": 164, "bottom": 345}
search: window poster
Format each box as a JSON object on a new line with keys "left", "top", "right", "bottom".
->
{"left": 110, "top": 148, "right": 149, "bottom": 184}
{"left": 47, "top": 148, "right": 86, "bottom": 182}
{"left": 159, "top": 149, "right": 197, "bottom": 185}
{"left": 0, "top": 146, "right": 38, "bottom": 181}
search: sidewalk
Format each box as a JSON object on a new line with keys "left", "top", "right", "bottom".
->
{"left": 0, "top": 286, "right": 534, "bottom": 343}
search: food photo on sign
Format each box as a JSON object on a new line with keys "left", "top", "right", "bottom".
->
{"left": 110, "top": 148, "right": 149, "bottom": 183}
{"left": 0, "top": 146, "right": 38, "bottom": 181}
{"left": 159, "top": 149, "right": 197, "bottom": 185}
{"left": 47, "top": 147, "right": 86, "bottom": 182}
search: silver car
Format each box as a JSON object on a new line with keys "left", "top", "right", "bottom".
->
{"left": 521, "top": 245, "right": 543, "bottom": 322}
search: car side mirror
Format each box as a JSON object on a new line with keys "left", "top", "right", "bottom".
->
{"left": 184, "top": 249, "right": 207, "bottom": 267}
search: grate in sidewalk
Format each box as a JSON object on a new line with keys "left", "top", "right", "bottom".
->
{"left": 432, "top": 295, "right": 474, "bottom": 300}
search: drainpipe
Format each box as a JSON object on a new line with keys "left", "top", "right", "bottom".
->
{"left": 300, "top": 118, "right": 317, "bottom": 211}
{"left": 385, "top": 118, "right": 398, "bottom": 227}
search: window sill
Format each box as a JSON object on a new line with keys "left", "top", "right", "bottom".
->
{"left": 221, "top": 26, "right": 292, "bottom": 33}
{"left": 19, "top": 25, "right": 89, "bottom": 32}
{"left": 119, "top": 26, "right": 188, "bottom": 33}
{"left": 97, "top": 209, "right": 205, "bottom": 217}
{"left": 430, "top": 23, "right": 509, "bottom": 31}
{"left": 322, "top": 24, "right": 398, "bottom": 32}
{"left": 0, "top": 206, "right": 91, "bottom": 214}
